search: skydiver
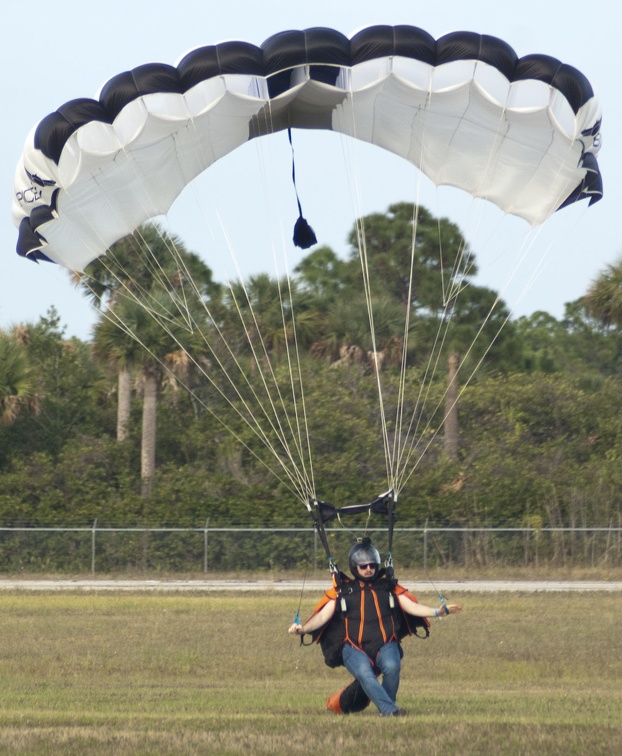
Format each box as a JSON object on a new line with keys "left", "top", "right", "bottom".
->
{"left": 288, "top": 538, "right": 462, "bottom": 716}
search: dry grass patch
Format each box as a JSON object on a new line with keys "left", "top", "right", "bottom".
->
{"left": 0, "top": 590, "right": 618, "bottom": 753}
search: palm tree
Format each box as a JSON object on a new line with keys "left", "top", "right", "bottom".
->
{"left": 80, "top": 221, "right": 217, "bottom": 498}
{"left": 220, "top": 274, "right": 321, "bottom": 366}
{"left": 75, "top": 222, "right": 218, "bottom": 442}
{"left": 444, "top": 351, "right": 459, "bottom": 460}
{"left": 0, "top": 328, "right": 37, "bottom": 426}
{"left": 584, "top": 258, "right": 622, "bottom": 329}
{"left": 93, "top": 290, "right": 204, "bottom": 497}
{"left": 311, "top": 293, "right": 409, "bottom": 370}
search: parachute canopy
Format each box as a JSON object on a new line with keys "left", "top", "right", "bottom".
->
{"left": 13, "top": 24, "right": 602, "bottom": 269}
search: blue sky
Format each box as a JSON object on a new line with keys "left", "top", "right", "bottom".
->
{"left": 2, "top": 1, "right": 620, "bottom": 340}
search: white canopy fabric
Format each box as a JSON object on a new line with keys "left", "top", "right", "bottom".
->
{"left": 13, "top": 25, "right": 602, "bottom": 270}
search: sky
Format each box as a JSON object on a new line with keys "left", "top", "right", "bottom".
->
{"left": 2, "top": 0, "right": 620, "bottom": 341}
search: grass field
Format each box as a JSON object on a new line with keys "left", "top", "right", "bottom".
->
{"left": 0, "top": 588, "right": 619, "bottom": 754}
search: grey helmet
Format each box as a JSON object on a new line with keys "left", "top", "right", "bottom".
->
{"left": 348, "top": 537, "right": 381, "bottom": 579}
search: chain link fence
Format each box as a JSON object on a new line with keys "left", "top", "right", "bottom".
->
{"left": 0, "top": 524, "right": 621, "bottom": 574}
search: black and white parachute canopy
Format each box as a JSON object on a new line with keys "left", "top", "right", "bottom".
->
{"left": 13, "top": 24, "right": 602, "bottom": 269}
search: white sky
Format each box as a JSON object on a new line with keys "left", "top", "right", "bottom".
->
{"left": 2, "top": 0, "right": 620, "bottom": 340}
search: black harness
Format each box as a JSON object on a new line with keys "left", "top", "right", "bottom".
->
{"left": 310, "top": 571, "right": 429, "bottom": 669}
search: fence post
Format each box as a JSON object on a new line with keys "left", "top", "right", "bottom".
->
{"left": 314, "top": 529, "right": 317, "bottom": 571}
{"left": 204, "top": 518, "right": 210, "bottom": 573}
{"left": 91, "top": 519, "right": 97, "bottom": 576}
{"left": 423, "top": 518, "right": 428, "bottom": 572}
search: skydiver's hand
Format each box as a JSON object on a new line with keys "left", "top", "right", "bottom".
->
{"left": 440, "top": 604, "right": 462, "bottom": 615}
{"left": 288, "top": 623, "right": 304, "bottom": 635}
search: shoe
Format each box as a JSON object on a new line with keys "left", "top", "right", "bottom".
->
{"left": 325, "top": 691, "right": 343, "bottom": 714}
{"left": 389, "top": 708, "right": 407, "bottom": 717}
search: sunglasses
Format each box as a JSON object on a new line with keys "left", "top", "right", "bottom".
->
{"left": 358, "top": 563, "right": 377, "bottom": 570}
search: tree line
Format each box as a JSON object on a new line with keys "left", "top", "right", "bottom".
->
{"left": 1, "top": 203, "right": 622, "bottom": 535}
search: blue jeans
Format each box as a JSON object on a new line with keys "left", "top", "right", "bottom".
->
{"left": 342, "top": 641, "right": 401, "bottom": 716}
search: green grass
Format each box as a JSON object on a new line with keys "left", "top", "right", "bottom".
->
{"left": 0, "top": 590, "right": 619, "bottom": 754}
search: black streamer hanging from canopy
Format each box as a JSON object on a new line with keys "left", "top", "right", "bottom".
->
{"left": 288, "top": 128, "right": 317, "bottom": 249}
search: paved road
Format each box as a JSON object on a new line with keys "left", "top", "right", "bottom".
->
{"left": 0, "top": 579, "right": 620, "bottom": 592}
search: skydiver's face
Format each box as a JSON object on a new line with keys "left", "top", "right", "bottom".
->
{"left": 357, "top": 562, "right": 377, "bottom": 578}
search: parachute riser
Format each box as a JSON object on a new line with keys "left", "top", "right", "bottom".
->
{"left": 305, "top": 490, "right": 397, "bottom": 583}
{"left": 384, "top": 490, "right": 398, "bottom": 581}
{"left": 305, "top": 498, "right": 343, "bottom": 589}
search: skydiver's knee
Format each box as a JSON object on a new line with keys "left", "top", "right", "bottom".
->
{"left": 377, "top": 643, "right": 401, "bottom": 674}
{"left": 381, "top": 657, "right": 400, "bottom": 677}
